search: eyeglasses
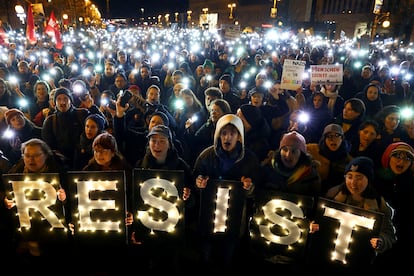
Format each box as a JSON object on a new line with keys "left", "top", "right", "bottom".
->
{"left": 23, "top": 152, "right": 44, "bottom": 159}
{"left": 93, "top": 149, "right": 111, "bottom": 154}
{"left": 325, "top": 133, "right": 342, "bottom": 139}
{"left": 391, "top": 153, "right": 413, "bottom": 162}
{"left": 344, "top": 174, "right": 365, "bottom": 182}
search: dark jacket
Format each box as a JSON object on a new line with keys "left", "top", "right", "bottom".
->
{"left": 0, "top": 119, "right": 42, "bottom": 164}
{"left": 41, "top": 106, "right": 90, "bottom": 166}
{"left": 261, "top": 151, "right": 321, "bottom": 198}
{"left": 193, "top": 114, "right": 262, "bottom": 239}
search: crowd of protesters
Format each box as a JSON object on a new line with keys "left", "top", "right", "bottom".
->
{"left": 0, "top": 23, "right": 413, "bottom": 274}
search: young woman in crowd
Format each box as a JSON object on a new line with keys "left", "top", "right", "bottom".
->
{"left": 192, "top": 98, "right": 232, "bottom": 158}
{"left": 73, "top": 113, "right": 107, "bottom": 170}
{"left": 310, "top": 156, "right": 397, "bottom": 274}
{"left": 374, "top": 105, "right": 409, "bottom": 155}
{"left": 374, "top": 142, "right": 414, "bottom": 270}
{"left": 262, "top": 130, "right": 321, "bottom": 197}
{"left": 332, "top": 97, "right": 366, "bottom": 146}
{"left": 349, "top": 120, "right": 381, "bottom": 165}
{"left": 27, "top": 80, "right": 50, "bottom": 126}
{"left": 354, "top": 83, "right": 383, "bottom": 120}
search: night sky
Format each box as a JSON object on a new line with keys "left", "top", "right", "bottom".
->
{"left": 95, "top": 0, "right": 190, "bottom": 19}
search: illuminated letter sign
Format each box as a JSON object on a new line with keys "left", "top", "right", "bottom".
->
{"left": 250, "top": 190, "right": 314, "bottom": 263}
{"left": 67, "top": 171, "right": 127, "bottom": 246}
{"left": 138, "top": 177, "right": 180, "bottom": 231}
{"left": 198, "top": 179, "right": 244, "bottom": 237}
{"left": 308, "top": 197, "right": 383, "bottom": 267}
{"left": 3, "top": 173, "right": 68, "bottom": 241}
{"left": 133, "top": 169, "right": 185, "bottom": 244}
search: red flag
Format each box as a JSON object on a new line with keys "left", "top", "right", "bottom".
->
{"left": 45, "top": 11, "right": 63, "bottom": 50}
{"left": 26, "top": 4, "right": 37, "bottom": 45}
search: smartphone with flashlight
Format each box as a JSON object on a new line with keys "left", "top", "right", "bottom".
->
{"left": 120, "top": 90, "right": 132, "bottom": 107}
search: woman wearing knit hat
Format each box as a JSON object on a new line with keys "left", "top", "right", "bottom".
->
{"left": 310, "top": 156, "right": 396, "bottom": 272}
{"left": 374, "top": 142, "right": 414, "bottom": 269}
{"left": 306, "top": 123, "right": 353, "bottom": 194}
{"left": 113, "top": 97, "right": 184, "bottom": 166}
{"left": 261, "top": 130, "right": 321, "bottom": 197}
{"left": 247, "top": 72, "right": 269, "bottom": 104}
{"left": 80, "top": 132, "right": 133, "bottom": 269}
{"left": 1, "top": 108, "right": 42, "bottom": 164}
{"left": 83, "top": 132, "right": 131, "bottom": 171}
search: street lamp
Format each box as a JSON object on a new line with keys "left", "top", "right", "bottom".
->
{"left": 228, "top": 3, "right": 236, "bottom": 20}
{"left": 270, "top": 0, "right": 280, "bottom": 18}
{"left": 187, "top": 10, "right": 192, "bottom": 22}
{"left": 371, "top": 12, "right": 390, "bottom": 42}
{"left": 15, "top": 5, "right": 26, "bottom": 24}
{"left": 106, "top": 0, "right": 110, "bottom": 18}
{"left": 62, "top": 13, "right": 69, "bottom": 26}
{"left": 165, "top": 13, "right": 170, "bottom": 25}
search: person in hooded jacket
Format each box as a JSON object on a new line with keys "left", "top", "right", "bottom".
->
{"left": 236, "top": 104, "right": 271, "bottom": 164}
{"left": 354, "top": 83, "right": 383, "bottom": 120}
{"left": 193, "top": 114, "right": 261, "bottom": 274}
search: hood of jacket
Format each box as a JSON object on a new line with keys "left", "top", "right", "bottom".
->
{"left": 213, "top": 114, "right": 244, "bottom": 162}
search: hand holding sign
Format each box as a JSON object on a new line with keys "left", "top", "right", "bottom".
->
{"left": 196, "top": 175, "right": 209, "bottom": 189}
